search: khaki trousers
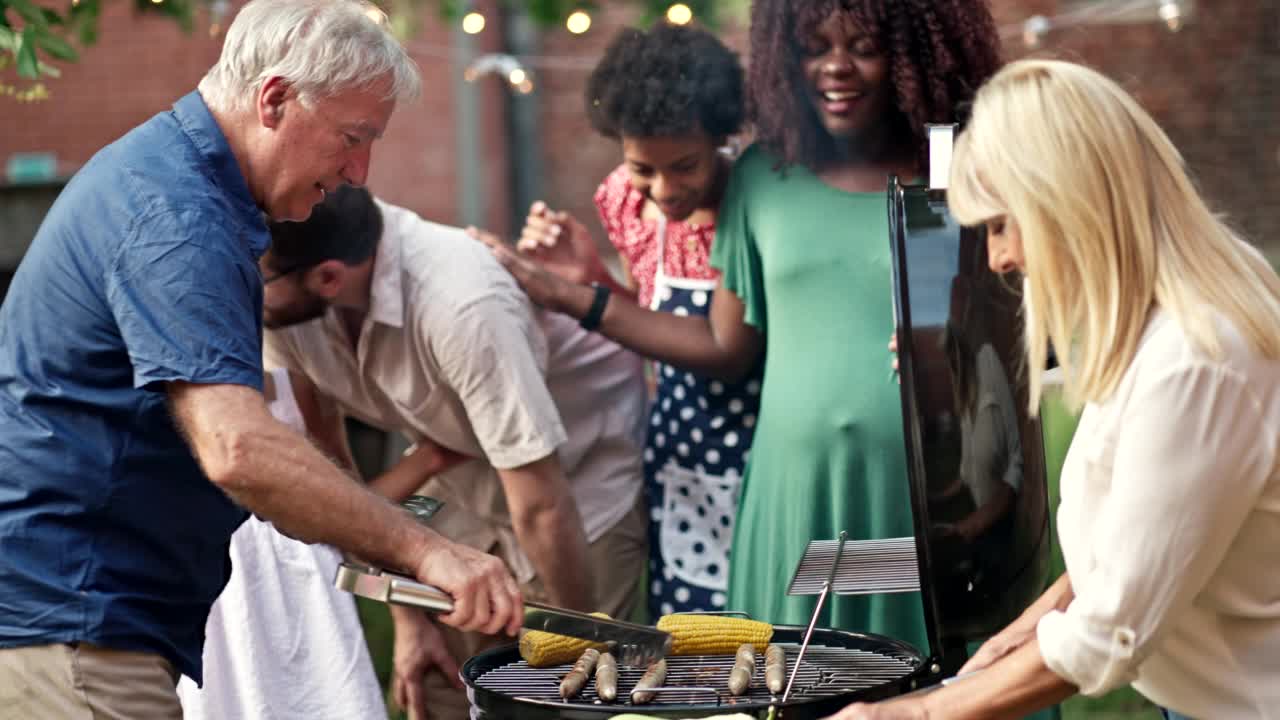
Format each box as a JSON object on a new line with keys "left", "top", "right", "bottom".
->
{"left": 415, "top": 496, "right": 647, "bottom": 720}
{"left": 0, "top": 643, "right": 182, "bottom": 720}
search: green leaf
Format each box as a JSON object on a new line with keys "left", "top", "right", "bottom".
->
{"left": 5, "top": 0, "right": 50, "bottom": 30}
{"left": 35, "top": 58, "right": 61, "bottom": 77}
{"left": 0, "top": 25, "right": 16, "bottom": 52}
{"left": 435, "top": 0, "right": 462, "bottom": 23}
{"left": 15, "top": 25, "right": 38, "bottom": 78}
{"left": 69, "top": 0, "right": 99, "bottom": 46}
{"left": 134, "top": 0, "right": 195, "bottom": 34}
{"left": 40, "top": 8, "right": 66, "bottom": 27}
{"left": 34, "top": 30, "right": 76, "bottom": 61}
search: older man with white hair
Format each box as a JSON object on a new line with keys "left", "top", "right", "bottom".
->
{"left": 0, "top": 2, "right": 523, "bottom": 718}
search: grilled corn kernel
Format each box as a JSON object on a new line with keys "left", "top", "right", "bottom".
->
{"left": 518, "top": 613, "right": 611, "bottom": 667}
{"left": 655, "top": 614, "right": 774, "bottom": 656}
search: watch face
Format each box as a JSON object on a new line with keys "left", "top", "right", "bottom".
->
{"left": 402, "top": 495, "right": 445, "bottom": 524}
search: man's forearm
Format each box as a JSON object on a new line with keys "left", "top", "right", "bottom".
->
{"left": 513, "top": 498, "right": 594, "bottom": 611}
{"left": 497, "top": 455, "right": 595, "bottom": 610}
{"left": 229, "top": 419, "right": 434, "bottom": 569}
{"left": 171, "top": 381, "right": 435, "bottom": 574}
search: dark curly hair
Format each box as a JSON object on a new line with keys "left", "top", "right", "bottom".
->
{"left": 748, "top": 0, "right": 1001, "bottom": 170}
{"left": 585, "top": 23, "right": 745, "bottom": 140}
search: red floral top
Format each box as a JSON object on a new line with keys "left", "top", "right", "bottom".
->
{"left": 593, "top": 164, "right": 719, "bottom": 309}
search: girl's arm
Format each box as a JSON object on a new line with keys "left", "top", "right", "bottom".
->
{"left": 473, "top": 231, "right": 762, "bottom": 383}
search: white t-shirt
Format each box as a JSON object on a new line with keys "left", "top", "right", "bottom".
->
{"left": 1037, "top": 310, "right": 1280, "bottom": 717}
{"left": 177, "top": 368, "right": 386, "bottom": 719}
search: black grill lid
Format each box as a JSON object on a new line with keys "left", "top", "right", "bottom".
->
{"left": 887, "top": 176, "right": 1053, "bottom": 668}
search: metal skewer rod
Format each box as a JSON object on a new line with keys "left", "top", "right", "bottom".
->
{"left": 782, "top": 530, "right": 848, "bottom": 703}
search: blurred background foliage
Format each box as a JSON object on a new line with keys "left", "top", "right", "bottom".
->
{"left": 0, "top": 0, "right": 748, "bottom": 102}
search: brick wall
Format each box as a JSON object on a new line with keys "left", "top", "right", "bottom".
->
{"left": 2, "top": 1, "right": 1276, "bottom": 258}
{"left": 988, "top": 0, "right": 1280, "bottom": 257}
{"left": 0, "top": 0, "right": 511, "bottom": 237}
{"left": 0, "top": 3, "right": 224, "bottom": 179}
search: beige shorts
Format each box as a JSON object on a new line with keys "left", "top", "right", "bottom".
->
{"left": 0, "top": 642, "right": 182, "bottom": 720}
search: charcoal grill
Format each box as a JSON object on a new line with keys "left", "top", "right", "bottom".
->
{"left": 463, "top": 626, "right": 925, "bottom": 719}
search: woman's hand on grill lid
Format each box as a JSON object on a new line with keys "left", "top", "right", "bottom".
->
{"left": 415, "top": 534, "right": 524, "bottom": 636}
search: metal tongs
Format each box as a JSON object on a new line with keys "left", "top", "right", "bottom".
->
{"left": 334, "top": 496, "right": 671, "bottom": 667}
{"left": 334, "top": 564, "right": 670, "bottom": 666}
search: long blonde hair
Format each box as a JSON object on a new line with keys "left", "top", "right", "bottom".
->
{"left": 949, "top": 59, "right": 1280, "bottom": 412}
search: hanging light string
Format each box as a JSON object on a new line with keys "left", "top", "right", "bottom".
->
{"left": 402, "top": 0, "right": 1191, "bottom": 93}
{"left": 1010, "top": 0, "right": 1191, "bottom": 46}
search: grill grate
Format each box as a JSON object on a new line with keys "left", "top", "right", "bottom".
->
{"left": 473, "top": 642, "right": 919, "bottom": 708}
{"left": 787, "top": 537, "right": 921, "bottom": 596}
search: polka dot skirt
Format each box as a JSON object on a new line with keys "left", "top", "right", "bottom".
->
{"left": 644, "top": 282, "right": 762, "bottom": 618}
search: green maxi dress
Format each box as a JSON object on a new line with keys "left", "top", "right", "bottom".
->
{"left": 711, "top": 145, "right": 929, "bottom": 650}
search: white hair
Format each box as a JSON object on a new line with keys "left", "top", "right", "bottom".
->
{"left": 198, "top": 0, "right": 420, "bottom": 113}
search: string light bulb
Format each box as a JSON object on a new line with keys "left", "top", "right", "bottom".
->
{"left": 566, "top": 10, "right": 591, "bottom": 34}
{"left": 462, "top": 11, "right": 486, "bottom": 34}
{"left": 1021, "top": 15, "right": 1050, "bottom": 48}
{"left": 1158, "top": 0, "right": 1183, "bottom": 32}
{"left": 464, "top": 54, "right": 535, "bottom": 95}
{"left": 666, "top": 3, "right": 693, "bottom": 25}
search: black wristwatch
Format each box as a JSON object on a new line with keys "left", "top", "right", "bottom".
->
{"left": 579, "top": 282, "right": 610, "bottom": 331}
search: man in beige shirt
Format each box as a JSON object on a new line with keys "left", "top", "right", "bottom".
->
{"left": 260, "top": 185, "right": 647, "bottom": 719}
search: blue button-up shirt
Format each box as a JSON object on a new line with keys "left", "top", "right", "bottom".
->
{"left": 0, "top": 91, "right": 268, "bottom": 683}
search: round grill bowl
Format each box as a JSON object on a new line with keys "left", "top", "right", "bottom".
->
{"left": 462, "top": 625, "right": 928, "bottom": 719}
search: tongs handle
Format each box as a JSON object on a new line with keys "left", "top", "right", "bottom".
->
{"left": 335, "top": 563, "right": 586, "bottom": 620}
{"left": 335, "top": 562, "right": 456, "bottom": 613}
{"left": 383, "top": 573, "right": 456, "bottom": 613}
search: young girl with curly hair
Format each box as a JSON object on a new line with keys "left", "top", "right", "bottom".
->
{"left": 480, "top": 1, "right": 1001, "bottom": 642}
{"left": 477, "top": 23, "right": 756, "bottom": 619}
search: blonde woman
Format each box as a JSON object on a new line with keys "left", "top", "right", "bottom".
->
{"left": 829, "top": 59, "right": 1280, "bottom": 720}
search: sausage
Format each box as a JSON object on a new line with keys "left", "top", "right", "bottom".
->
{"left": 728, "top": 643, "right": 756, "bottom": 696}
{"left": 630, "top": 659, "right": 667, "bottom": 704}
{"left": 594, "top": 651, "right": 618, "bottom": 702}
{"left": 765, "top": 644, "right": 786, "bottom": 694}
{"left": 559, "top": 648, "right": 600, "bottom": 699}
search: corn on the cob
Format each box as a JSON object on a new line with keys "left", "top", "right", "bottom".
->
{"left": 518, "top": 613, "right": 611, "bottom": 667}
{"left": 655, "top": 614, "right": 774, "bottom": 656}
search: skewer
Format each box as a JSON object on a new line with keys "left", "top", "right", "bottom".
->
{"left": 782, "top": 530, "right": 848, "bottom": 703}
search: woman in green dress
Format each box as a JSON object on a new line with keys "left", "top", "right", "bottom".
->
{"left": 478, "top": 0, "right": 1001, "bottom": 644}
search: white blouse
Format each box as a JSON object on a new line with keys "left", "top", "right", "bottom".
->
{"left": 1037, "top": 309, "right": 1280, "bottom": 718}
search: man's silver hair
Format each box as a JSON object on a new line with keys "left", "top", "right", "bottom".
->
{"left": 198, "top": 0, "right": 420, "bottom": 113}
